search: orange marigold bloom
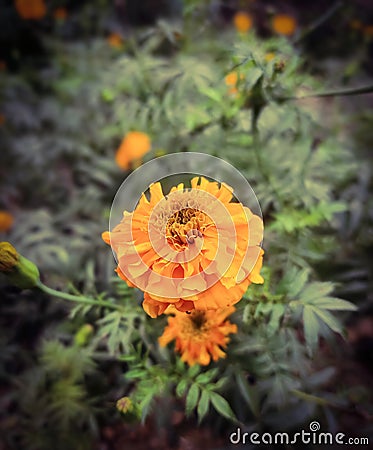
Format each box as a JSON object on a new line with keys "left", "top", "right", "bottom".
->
{"left": 233, "top": 11, "right": 253, "bottom": 33}
{"left": 107, "top": 33, "right": 124, "bottom": 49}
{"left": 53, "top": 7, "right": 67, "bottom": 20}
{"left": 115, "top": 131, "right": 151, "bottom": 170}
{"left": 225, "top": 71, "right": 244, "bottom": 96}
{"left": 159, "top": 306, "right": 237, "bottom": 366}
{"left": 15, "top": 0, "right": 46, "bottom": 20}
{"left": 0, "top": 211, "right": 14, "bottom": 232}
{"left": 272, "top": 14, "right": 297, "bottom": 36}
{"left": 103, "top": 176, "right": 264, "bottom": 317}
{"left": 364, "top": 25, "right": 373, "bottom": 37}
{"left": 0, "top": 61, "right": 6, "bottom": 71}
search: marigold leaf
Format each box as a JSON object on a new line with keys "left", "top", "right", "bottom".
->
{"left": 197, "top": 389, "right": 210, "bottom": 423}
{"left": 186, "top": 384, "right": 200, "bottom": 416}
{"left": 209, "top": 392, "right": 237, "bottom": 422}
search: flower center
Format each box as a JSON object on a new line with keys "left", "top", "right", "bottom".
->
{"left": 181, "top": 310, "right": 208, "bottom": 338}
{"left": 166, "top": 208, "right": 204, "bottom": 247}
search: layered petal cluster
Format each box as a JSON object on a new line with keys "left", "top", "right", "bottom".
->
{"left": 103, "top": 176, "right": 264, "bottom": 317}
{"left": 158, "top": 307, "right": 237, "bottom": 366}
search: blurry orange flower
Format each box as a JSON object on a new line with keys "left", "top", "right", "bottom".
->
{"left": 364, "top": 25, "right": 373, "bottom": 37}
{"left": 15, "top": 0, "right": 46, "bottom": 20}
{"left": 115, "top": 131, "right": 151, "bottom": 170}
{"left": 159, "top": 306, "right": 237, "bottom": 366}
{"left": 107, "top": 33, "right": 124, "bottom": 49}
{"left": 225, "top": 71, "right": 244, "bottom": 96}
{"left": 53, "top": 7, "right": 67, "bottom": 20}
{"left": 233, "top": 11, "right": 253, "bottom": 33}
{"left": 0, "top": 114, "right": 5, "bottom": 126}
{"left": 349, "top": 19, "right": 362, "bottom": 31}
{"left": 0, "top": 211, "right": 14, "bottom": 232}
{"left": 272, "top": 14, "right": 297, "bottom": 36}
{"left": 0, "top": 61, "right": 6, "bottom": 71}
{"left": 102, "top": 176, "right": 264, "bottom": 317}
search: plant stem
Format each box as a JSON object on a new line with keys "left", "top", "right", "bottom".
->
{"left": 37, "top": 280, "right": 120, "bottom": 310}
{"left": 278, "top": 83, "right": 373, "bottom": 102}
{"left": 292, "top": 1, "right": 343, "bottom": 44}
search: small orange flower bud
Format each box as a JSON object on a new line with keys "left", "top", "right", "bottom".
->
{"left": 115, "top": 131, "right": 151, "bottom": 170}
{"left": 0, "top": 211, "right": 14, "bottom": 232}
{"left": 233, "top": 11, "right": 253, "bottom": 33}
{"left": 272, "top": 14, "right": 297, "bottom": 36}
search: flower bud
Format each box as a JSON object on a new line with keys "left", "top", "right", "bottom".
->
{"left": 74, "top": 324, "right": 94, "bottom": 347}
{"left": 0, "top": 242, "right": 40, "bottom": 289}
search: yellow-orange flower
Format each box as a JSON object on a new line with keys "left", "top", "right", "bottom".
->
{"left": 0, "top": 61, "right": 6, "bottom": 72}
{"left": 272, "top": 14, "right": 297, "bottom": 36}
{"left": 53, "top": 7, "right": 67, "bottom": 20}
{"left": 107, "top": 33, "right": 124, "bottom": 49}
{"left": 233, "top": 11, "right": 253, "bottom": 33}
{"left": 225, "top": 71, "right": 244, "bottom": 96}
{"left": 349, "top": 19, "right": 362, "bottom": 31}
{"left": 159, "top": 306, "right": 237, "bottom": 366}
{"left": 364, "top": 25, "right": 373, "bottom": 37}
{"left": 0, "top": 211, "right": 14, "bottom": 232}
{"left": 264, "top": 52, "right": 275, "bottom": 62}
{"left": 15, "top": 0, "right": 46, "bottom": 20}
{"left": 102, "top": 177, "right": 264, "bottom": 317}
{"left": 115, "top": 131, "right": 151, "bottom": 170}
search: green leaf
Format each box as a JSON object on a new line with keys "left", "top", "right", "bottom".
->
{"left": 186, "top": 384, "right": 200, "bottom": 416}
{"left": 197, "top": 389, "right": 210, "bottom": 423}
{"left": 311, "top": 297, "right": 357, "bottom": 311}
{"left": 196, "top": 368, "right": 218, "bottom": 384}
{"left": 176, "top": 379, "right": 188, "bottom": 398}
{"left": 236, "top": 371, "right": 260, "bottom": 418}
{"left": 209, "top": 392, "right": 237, "bottom": 422}
{"left": 303, "top": 306, "right": 320, "bottom": 353}
{"left": 312, "top": 308, "right": 343, "bottom": 334}
{"left": 188, "top": 364, "right": 201, "bottom": 378}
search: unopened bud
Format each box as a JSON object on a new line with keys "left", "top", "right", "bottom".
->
{"left": 0, "top": 242, "right": 40, "bottom": 289}
{"left": 74, "top": 324, "right": 94, "bottom": 347}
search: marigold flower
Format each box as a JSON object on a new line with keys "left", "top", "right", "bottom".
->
{"left": 53, "top": 7, "right": 67, "bottom": 21}
{"left": 233, "top": 11, "right": 253, "bottom": 33}
{"left": 103, "top": 176, "right": 264, "bottom": 317}
{"left": 15, "top": 0, "right": 46, "bottom": 20}
{"left": 0, "top": 61, "right": 6, "bottom": 71}
{"left": 264, "top": 52, "right": 275, "bottom": 62}
{"left": 107, "top": 33, "right": 124, "bottom": 49}
{"left": 349, "top": 19, "right": 362, "bottom": 31}
{"left": 115, "top": 131, "right": 151, "bottom": 170}
{"left": 0, "top": 211, "right": 14, "bottom": 231}
{"left": 272, "top": 14, "right": 297, "bottom": 36}
{"left": 0, "top": 242, "right": 40, "bottom": 288}
{"left": 364, "top": 25, "right": 373, "bottom": 37}
{"left": 159, "top": 306, "right": 237, "bottom": 366}
{"left": 225, "top": 71, "right": 244, "bottom": 96}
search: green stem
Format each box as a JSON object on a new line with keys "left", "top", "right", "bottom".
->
{"left": 292, "top": 1, "right": 343, "bottom": 44}
{"left": 278, "top": 83, "right": 373, "bottom": 102}
{"left": 37, "top": 280, "right": 120, "bottom": 310}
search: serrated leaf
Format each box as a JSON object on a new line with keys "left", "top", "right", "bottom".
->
{"left": 311, "top": 297, "right": 357, "bottom": 311}
{"left": 186, "top": 384, "right": 200, "bottom": 416}
{"left": 236, "top": 371, "right": 259, "bottom": 418}
{"left": 312, "top": 308, "right": 343, "bottom": 334}
{"left": 196, "top": 369, "right": 218, "bottom": 384}
{"left": 197, "top": 389, "right": 210, "bottom": 423}
{"left": 303, "top": 306, "right": 320, "bottom": 353}
{"left": 176, "top": 379, "right": 188, "bottom": 398}
{"left": 209, "top": 392, "right": 237, "bottom": 422}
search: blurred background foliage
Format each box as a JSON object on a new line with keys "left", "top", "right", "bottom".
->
{"left": 0, "top": 0, "right": 373, "bottom": 449}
